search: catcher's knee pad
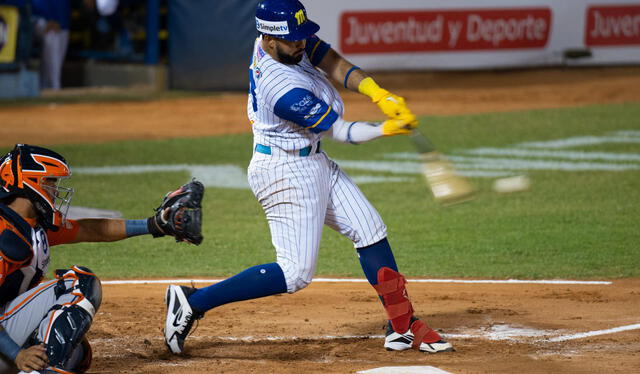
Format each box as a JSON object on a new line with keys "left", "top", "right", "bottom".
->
{"left": 374, "top": 267, "right": 414, "bottom": 334}
{"left": 55, "top": 265, "right": 102, "bottom": 312}
{"left": 41, "top": 266, "right": 101, "bottom": 369}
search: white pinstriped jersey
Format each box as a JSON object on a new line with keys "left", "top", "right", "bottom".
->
{"left": 245, "top": 35, "right": 387, "bottom": 293}
{"left": 248, "top": 36, "right": 344, "bottom": 151}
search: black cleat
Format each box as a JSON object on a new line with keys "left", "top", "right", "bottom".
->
{"left": 163, "top": 285, "right": 203, "bottom": 354}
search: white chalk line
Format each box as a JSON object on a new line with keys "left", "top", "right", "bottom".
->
{"left": 91, "top": 323, "right": 640, "bottom": 346}
{"left": 462, "top": 147, "right": 640, "bottom": 162}
{"left": 519, "top": 135, "right": 640, "bottom": 149}
{"left": 545, "top": 323, "right": 640, "bottom": 342}
{"left": 101, "top": 278, "right": 612, "bottom": 285}
{"left": 209, "top": 323, "right": 638, "bottom": 344}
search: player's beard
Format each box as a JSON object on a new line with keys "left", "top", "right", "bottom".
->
{"left": 276, "top": 44, "right": 303, "bottom": 65}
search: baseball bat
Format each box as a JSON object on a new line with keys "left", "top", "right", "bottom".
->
{"left": 410, "top": 129, "right": 475, "bottom": 206}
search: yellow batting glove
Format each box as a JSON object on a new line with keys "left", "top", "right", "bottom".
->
{"left": 381, "top": 114, "right": 419, "bottom": 136}
{"left": 359, "top": 77, "right": 412, "bottom": 119}
{"left": 378, "top": 92, "right": 412, "bottom": 119}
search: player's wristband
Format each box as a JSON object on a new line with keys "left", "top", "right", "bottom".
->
{"left": 344, "top": 66, "right": 360, "bottom": 88}
{"left": 358, "top": 77, "right": 389, "bottom": 103}
{"left": 0, "top": 329, "right": 21, "bottom": 362}
{"left": 125, "top": 219, "right": 150, "bottom": 237}
{"left": 346, "top": 121, "right": 358, "bottom": 144}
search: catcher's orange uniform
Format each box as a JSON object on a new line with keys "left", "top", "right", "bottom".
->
{"left": 0, "top": 204, "right": 79, "bottom": 306}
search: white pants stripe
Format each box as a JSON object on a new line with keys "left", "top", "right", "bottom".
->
{"left": 248, "top": 147, "right": 386, "bottom": 293}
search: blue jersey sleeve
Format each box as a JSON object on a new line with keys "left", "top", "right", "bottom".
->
{"left": 304, "top": 35, "right": 331, "bottom": 66}
{"left": 273, "top": 88, "right": 339, "bottom": 133}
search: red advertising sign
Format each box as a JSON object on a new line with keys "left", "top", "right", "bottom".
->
{"left": 585, "top": 5, "right": 640, "bottom": 46}
{"left": 340, "top": 8, "right": 552, "bottom": 54}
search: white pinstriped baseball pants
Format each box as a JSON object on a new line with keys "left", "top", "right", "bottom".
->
{"left": 248, "top": 143, "right": 387, "bottom": 293}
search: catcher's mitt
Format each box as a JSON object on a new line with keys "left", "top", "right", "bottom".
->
{"left": 148, "top": 179, "right": 204, "bottom": 245}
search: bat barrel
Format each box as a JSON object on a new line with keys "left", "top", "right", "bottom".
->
{"left": 421, "top": 153, "right": 475, "bottom": 205}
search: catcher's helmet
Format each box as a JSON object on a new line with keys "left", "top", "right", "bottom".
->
{"left": 0, "top": 144, "right": 73, "bottom": 231}
{"left": 255, "top": 0, "right": 319, "bottom": 41}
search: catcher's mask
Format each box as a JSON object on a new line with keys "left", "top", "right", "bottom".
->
{"left": 0, "top": 144, "right": 73, "bottom": 231}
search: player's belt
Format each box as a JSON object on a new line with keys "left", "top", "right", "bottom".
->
{"left": 255, "top": 142, "right": 321, "bottom": 157}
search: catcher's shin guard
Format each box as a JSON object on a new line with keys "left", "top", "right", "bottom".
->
{"left": 39, "top": 266, "right": 101, "bottom": 371}
{"left": 64, "top": 337, "right": 93, "bottom": 373}
{"left": 374, "top": 267, "right": 453, "bottom": 353}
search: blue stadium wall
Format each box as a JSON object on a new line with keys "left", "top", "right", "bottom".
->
{"left": 168, "top": 0, "right": 258, "bottom": 91}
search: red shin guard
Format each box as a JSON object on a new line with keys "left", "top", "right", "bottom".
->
{"left": 373, "top": 267, "right": 413, "bottom": 334}
{"left": 410, "top": 319, "right": 443, "bottom": 346}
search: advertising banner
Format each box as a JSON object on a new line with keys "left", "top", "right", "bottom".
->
{"left": 585, "top": 4, "right": 640, "bottom": 46}
{"left": 340, "top": 8, "right": 552, "bottom": 54}
{"left": 0, "top": 5, "right": 19, "bottom": 64}
{"left": 305, "top": 0, "right": 640, "bottom": 70}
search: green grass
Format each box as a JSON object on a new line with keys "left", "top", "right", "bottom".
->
{"left": 4, "top": 103, "right": 639, "bottom": 279}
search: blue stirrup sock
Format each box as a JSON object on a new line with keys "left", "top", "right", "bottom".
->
{"left": 357, "top": 237, "right": 398, "bottom": 286}
{"left": 187, "top": 262, "right": 288, "bottom": 313}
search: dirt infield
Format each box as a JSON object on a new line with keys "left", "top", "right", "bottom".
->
{"left": 93, "top": 279, "right": 640, "bottom": 373}
{"left": 2, "top": 67, "right": 640, "bottom": 373}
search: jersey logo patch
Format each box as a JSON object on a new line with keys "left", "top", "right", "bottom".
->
{"left": 304, "top": 103, "right": 322, "bottom": 120}
{"left": 290, "top": 95, "right": 314, "bottom": 112}
{"left": 257, "top": 43, "right": 266, "bottom": 60}
{"left": 33, "top": 229, "right": 48, "bottom": 255}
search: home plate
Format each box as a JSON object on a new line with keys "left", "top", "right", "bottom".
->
{"left": 358, "top": 366, "right": 452, "bottom": 374}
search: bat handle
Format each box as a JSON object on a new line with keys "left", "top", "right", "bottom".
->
{"left": 410, "top": 129, "right": 436, "bottom": 154}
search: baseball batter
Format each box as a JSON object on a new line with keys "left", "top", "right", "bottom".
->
{"left": 164, "top": 0, "right": 453, "bottom": 355}
{"left": 0, "top": 144, "right": 202, "bottom": 374}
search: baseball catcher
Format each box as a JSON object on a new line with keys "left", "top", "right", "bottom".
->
{"left": 0, "top": 144, "right": 203, "bottom": 374}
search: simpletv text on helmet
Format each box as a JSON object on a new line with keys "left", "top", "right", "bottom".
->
{"left": 257, "top": 21, "right": 289, "bottom": 33}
